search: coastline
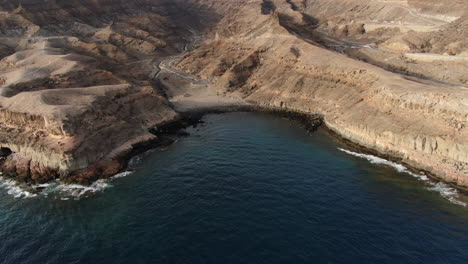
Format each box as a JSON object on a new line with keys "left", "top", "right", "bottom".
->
{"left": 320, "top": 122, "right": 468, "bottom": 195}
{"left": 0, "top": 104, "right": 467, "bottom": 209}
{"left": 1, "top": 1, "right": 468, "bottom": 262}
{"left": 3, "top": 104, "right": 468, "bottom": 196}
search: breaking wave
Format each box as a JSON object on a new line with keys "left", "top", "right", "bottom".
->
{"left": 2, "top": 145, "right": 466, "bottom": 208}
{"left": 0, "top": 176, "right": 38, "bottom": 199}
{"left": 428, "top": 183, "right": 468, "bottom": 207}
{"left": 338, "top": 148, "right": 467, "bottom": 207}
{"left": 0, "top": 171, "right": 134, "bottom": 200}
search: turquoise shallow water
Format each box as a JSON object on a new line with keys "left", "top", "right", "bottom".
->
{"left": 0, "top": 112, "right": 467, "bottom": 263}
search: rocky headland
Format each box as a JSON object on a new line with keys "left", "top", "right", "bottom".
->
{"left": 0, "top": 0, "right": 467, "bottom": 189}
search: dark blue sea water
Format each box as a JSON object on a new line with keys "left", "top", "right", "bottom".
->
{"left": 0, "top": 112, "right": 467, "bottom": 264}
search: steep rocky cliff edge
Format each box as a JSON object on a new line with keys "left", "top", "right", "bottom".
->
{"left": 0, "top": 0, "right": 467, "bottom": 188}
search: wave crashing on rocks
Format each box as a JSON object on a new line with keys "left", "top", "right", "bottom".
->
{"left": 0, "top": 171, "right": 134, "bottom": 200}
{"left": 338, "top": 148, "right": 467, "bottom": 208}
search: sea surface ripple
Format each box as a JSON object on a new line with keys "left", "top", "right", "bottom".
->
{"left": 0, "top": 112, "right": 467, "bottom": 264}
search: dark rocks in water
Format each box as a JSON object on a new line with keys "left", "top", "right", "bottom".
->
{"left": 67, "top": 159, "right": 124, "bottom": 185}
{"left": 0, "top": 106, "right": 321, "bottom": 187}
{"left": 0, "top": 147, "right": 11, "bottom": 157}
{"left": 67, "top": 134, "right": 180, "bottom": 185}
{"left": 176, "top": 130, "right": 190, "bottom": 137}
{"left": 151, "top": 114, "right": 204, "bottom": 136}
{"left": 259, "top": 108, "right": 323, "bottom": 132}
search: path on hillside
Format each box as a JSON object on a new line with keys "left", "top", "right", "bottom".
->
{"left": 151, "top": 33, "right": 248, "bottom": 112}
{"left": 373, "top": 0, "right": 448, "bottom": 26}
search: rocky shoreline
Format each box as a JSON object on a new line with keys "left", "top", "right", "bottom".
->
{"left": 65, "top": 106, "right": 323, "bottom": 186}
{"left": 1, "top": 104, "right": 467, "bottom": 200}
{"left": 320, "top": 123, "right": 468, "bottom": 194}
{"left": 172, "top": 0, "right": 467, "bottom": 190}
{"left": 0, "top": 105, "right": 323, "bottom": 187}
{"left": 0, "top": 0, "right": 466, "bottom": 195}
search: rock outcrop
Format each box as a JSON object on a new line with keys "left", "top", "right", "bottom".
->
{"left": 174, "top": 0, "right": 468, "bottom": 188}
{"left": 0, "top": 0, "right": 467, "bottom": 189}
{"left": 0, "top": 0, "right": 208, "bottom": 183}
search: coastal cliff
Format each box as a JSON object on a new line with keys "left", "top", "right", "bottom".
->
{"left": 0, "top": 0, "right": 467, "bottom": 188}
{"left": 0, "top": 84, "right": 177, "bottom": 183}
{"left": 0, "top": 0, "right": 194, "bottom": 183}
{"left": 173, "top": 0, "right": 468, "bottom": 187}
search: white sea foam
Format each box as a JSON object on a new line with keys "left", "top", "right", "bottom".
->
{"left": 111, "top": 171, "right": 134, "bottom": 179}
{"left": 0, "top": 176, "right": 38, "bottom": 199}
{"left": 0, "top": 171, "right": 134, "bottom": 200}
{"left": 128, "top": 155, "right": 143, "bottom": 168}
{"left": 428, "top": 182, "right": 468, "bottom": 207}
{"left": 48, "top": 179, "right": 111, "bottom": 198}
{"left": 338, "top": 148, "right": 428, "bottom": 180}
{"left": 338, "top": 148, "right": 467, "bottom": 207}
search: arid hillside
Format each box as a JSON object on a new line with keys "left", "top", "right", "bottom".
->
{"left": 0, "top": 0, "right": 215, "bottom": 183}
{"left": 0, "top": 0, "right": 467, "bottom": 188}
{"left": 174, "top": 0, "right": 468, "bottom": 187}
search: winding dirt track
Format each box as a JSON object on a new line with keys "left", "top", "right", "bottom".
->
{"left": 373, "top": 0, "right": 448, "bottom": 26}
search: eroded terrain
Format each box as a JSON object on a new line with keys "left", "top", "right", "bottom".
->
{"left": 0, "top": 0, "right": 467, "bottom": 188}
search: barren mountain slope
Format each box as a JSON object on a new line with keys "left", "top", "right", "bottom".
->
{"left": 0, "top": 0, "right": 467, "bottom": 189}
{"left": 292, "top": 0, "right": 468, "bottom": 85}
{"left": 174, "top": 0, "right": 468, "bottom": 187}
{"left": 0, "top": 0, "right": 221, "bottom": 184}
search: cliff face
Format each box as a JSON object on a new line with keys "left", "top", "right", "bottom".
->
{"left": 286, "top": 0, "right": 468, "bottom": 86}
{"left": 174, "top": 0, "right": 468, "bottom": 187}
{"left": 0, "top": 0, "right": 209, "bottom": 183}
{"left": 0, "top": 84, "right": 177, "bottom": 183}
{"left": 0, "top": 0, "right": 467, "bottom": 188}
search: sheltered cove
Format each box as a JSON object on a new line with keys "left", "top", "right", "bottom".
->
{"left": 0, "top": 0, "right": 466, "bottom": 191}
